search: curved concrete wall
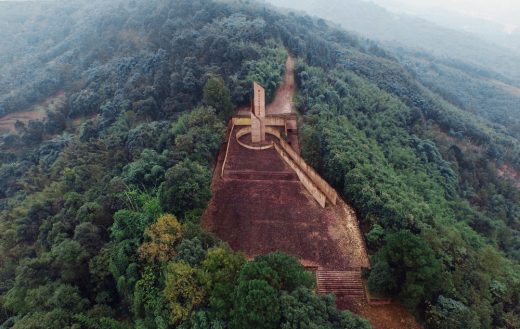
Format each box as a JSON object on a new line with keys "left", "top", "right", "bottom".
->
{"left": 235, "top": 127, "right": 274, "bottom": 150}
{"left": 264, "top": 126, "right": 282, "bottom": 139}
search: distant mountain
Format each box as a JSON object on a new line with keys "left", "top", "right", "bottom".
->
{"left": 266, "top": 0, "right": 520, "bottom": 137}
{"left": 378, "top": 4, "right": 520, "bottom": 53}
{"left": 266, "top": 0, "right": 520, "bottom": 85}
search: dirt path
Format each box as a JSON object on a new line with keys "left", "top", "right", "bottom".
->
{"left": 266, "top": 56, "right": 295, "bottom": 115}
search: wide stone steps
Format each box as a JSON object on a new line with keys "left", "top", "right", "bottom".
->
{"left": 316, "top": 269, "right": 365, "bottom": 298}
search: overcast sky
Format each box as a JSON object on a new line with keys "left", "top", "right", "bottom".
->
{"left": 372, "top": 0, "right": 520, "bottom": 32}
{"left": 0, "top": 0, "right": 518, "bottom": 32}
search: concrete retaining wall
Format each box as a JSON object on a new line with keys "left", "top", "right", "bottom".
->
{"left": 232, "top": 117, "right": 252, "bottom": 126}
{"left": 221, "top": 124, "right": 235, "bottom": 178}
{"left": 265, "top": 116, "right": 286, "bottom": 127}
{"left": 279, "top": 139, "right": 338, "bottom": 205}
{"left": 274, "top": 142, "right": 327, "bottom": 208}
{"left": 231, "top": 115, "right": 337, "bottom": 207}
{"left": 232, "top": 116, "right": 293, "bottom": 127}
{"left": 264, "top": 126, "right": 282, "bottom": 139}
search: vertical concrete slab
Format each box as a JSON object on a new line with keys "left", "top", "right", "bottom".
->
{"left": 252, "top": 82, "right": 266, "bottom": 142}
{"left": 251, "top": 114, "right": 262, "bottom": 143}
{"left": 253, "top": 82, "right": 266, "bottom": 119}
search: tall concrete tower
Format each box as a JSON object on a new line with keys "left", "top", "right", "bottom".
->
{"left": 251, "top": 82, "right": 266, "bottom": 143}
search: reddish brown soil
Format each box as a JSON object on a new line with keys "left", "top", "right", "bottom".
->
{"left": 489, "top": 78, "right": 520, "bottom": 96}
{"left": 338, "top": 299, "right": 422, "bottom": 329}
{"left": 498, "top": 163, "right": 520, "bottom": 188}
{"left": 0, "top": 109, "right": 47, "bottom": 133}
{"left": 203, "top": 132, "right": 369, "bottom": 269}
{"left": 228, "top": 133, "right": 291, "bottom": 173}
{"left": 203, "top": 55, "right": 419, "bottom": 328}
{"left": 267, "top": 56, "right": 295, "bottom": 115}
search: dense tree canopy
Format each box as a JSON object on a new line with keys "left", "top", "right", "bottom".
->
{"left": 0, "top": 0, "right": 518, "bottom": 328}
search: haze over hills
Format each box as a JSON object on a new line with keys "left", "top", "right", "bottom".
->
{"left": 371, "top": 0, "right": 520, "bottom": 53}
{"left": 267, "top": 0, "right": 520, "bottom": 138}
{"left": 266, "top": 0, "right": 520, "bottom": 85}
{"left": 0, "top": 0, "right": 519, "bottom": 328}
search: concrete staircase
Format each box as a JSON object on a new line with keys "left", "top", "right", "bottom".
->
{"left": 316, "top": 268, "right": 365, "bottom": 299}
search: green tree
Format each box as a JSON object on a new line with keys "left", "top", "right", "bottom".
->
{"left": 89, "top": 248, "right": 118, "bottom": 305}
{"left": 175, "top": 238, "right": 207, "bottom": 267}
{"left": 171, "top": 107, "right": 225, "bottom": 164}
{"left": 50, "top": 239, "right": 89, "bottom": 284}
{"left": 163, "top": 262, "right": 205, "bottom": 324}
{"left": 231, "top": 279, "right": 281, "bottom": 329}
{"left": 133, "top": 266, "right": 169, "bottom": 328}
{"left": 11, "top": 309, "right": 70, "bottom": 329}
{"left": 240, "top": 253, "right": 315, "bottom": 292}
{"left": 366, "top": 261, "right": 395, "bottom": 296}
{"left": 139, "top": 214, "right": 183, "bottom": 263}
{"left": 199, "top": 246, "right": 245, "bottom": 320}
{"left": 426, "top": 296, "right": 481, "bottom": 329}
{"left": 203, "top": 77, "right": 233, "bottom": 119}
{"left": 365, "top": 224, "right": 385, "bottom": 249}
{"left": 368, "top": 231, "right": 442, "bottom": 309}
{"left": 110, "top": 209, "right": 150, "bottom": 242}
{"left": 280, "top": 288, "right": 372, "bottom": 329}
{"left": 159, "top": 159, "right": 212, "bottom": 217}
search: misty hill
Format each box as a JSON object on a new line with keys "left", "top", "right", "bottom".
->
{"left": 267, "top": 0, "right": 520, "bottom": 138}
{"left": 377, "top": 4, "right": 520, "bottom": 53}
{"left": 0, "top": 0, "right": 519, "bottom": 328}
{"left": 267, "top": 0, "right": 520, "bottom": 84}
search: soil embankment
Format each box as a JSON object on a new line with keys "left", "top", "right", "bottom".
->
{"left": 202, "top": 55, "right": 421, "bottom": 329}
{"left": 0, "top": 91, "right": 64, "bottom": 133}
{"left": 203, "top": 55, "right": 369, "bottom": 270}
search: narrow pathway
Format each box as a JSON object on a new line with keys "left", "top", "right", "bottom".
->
{"left": 267, "top": 56, "right": 295, "bottom": 115}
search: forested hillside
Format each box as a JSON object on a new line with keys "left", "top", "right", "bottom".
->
{"left": 0, "top": 0, "right": 519, "bottom": 329}
{"left": 268, "top": 0, "right": 520, "bottom": 138}
{"left": 267, "top": 0, "right": 520, "bottom": 85}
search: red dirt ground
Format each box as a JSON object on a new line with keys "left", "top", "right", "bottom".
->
{"left": 204, "top": 95, "right": 369, "bottom": 269}
{"left": 0, "top": 109, "right": 48, "bottom": 133}
{"left": 202, "top": 55, "right": 421, "bottom": 329}
{"left": 489, "top": 78, "right": 520, "bottom": 96}
{"left": 0, "top": 91, "right": 65, "bottom": 133}
{"left": 338, "top": 299, "right": 422, "bottom": 329}
{"left": 204, "top": 141, "right": 370, "bottom": 269}
{"left": 267, "top": 56, "right": 295, "bottom": 115}
{"left": 498, "top": 163, "right": 520, "bottom": 188}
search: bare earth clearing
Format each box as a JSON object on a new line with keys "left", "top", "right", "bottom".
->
{"left": 0, "top": 91, "right": 65, "bottom": 133}
{"left": 202, "top": 56, "right": 421, "bottom": 329}
{"left": 204, "top": 131, "right": 369, "bottom": 270}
